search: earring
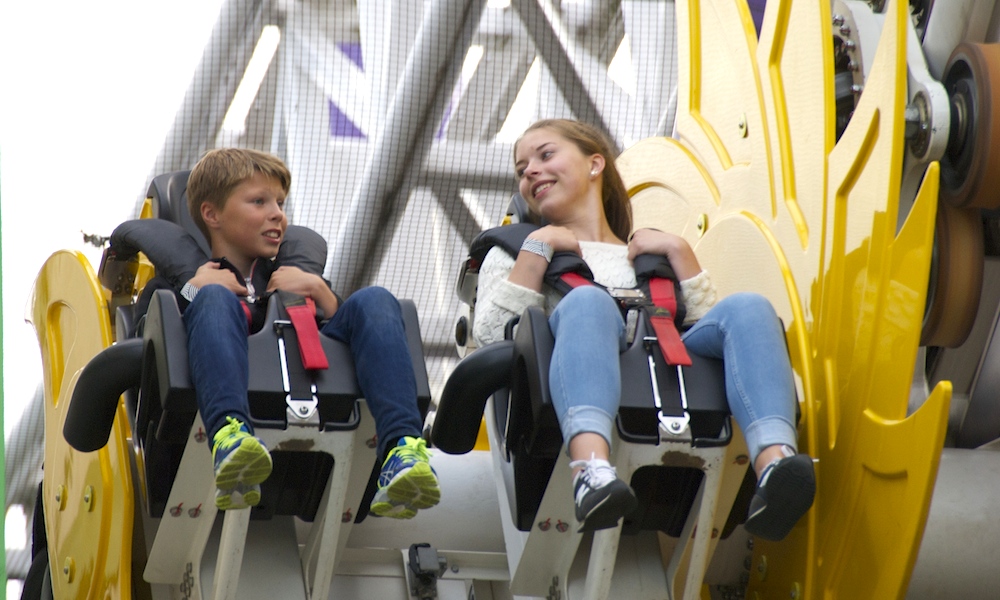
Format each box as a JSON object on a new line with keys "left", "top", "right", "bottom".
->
{"left": 590, "top": 170, "right": 597, "bottom": 177}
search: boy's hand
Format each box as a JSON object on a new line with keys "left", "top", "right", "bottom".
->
{"left": 267, "top": 266, "right": 339, "bottom": 316}
{"left": 190, "top": 261, "right": 248, "bottom": 295}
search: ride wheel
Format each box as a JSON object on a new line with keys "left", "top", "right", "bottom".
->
{"left": 922, "top": 203, "right": 984, "bottom": 348}
{"left": 940, "top": 43, "right": 1000, "bottom": 209}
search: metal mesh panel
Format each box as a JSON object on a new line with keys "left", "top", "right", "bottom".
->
{"left": 143, "top": 0, "right": 681, "bottom": 403}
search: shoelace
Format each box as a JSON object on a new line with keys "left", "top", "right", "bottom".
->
{"left": 215, "top": 417, "right": 246, "bottom": 450}
{"left": 569, "top": 457, "right": 618, "bottom": 489}
{"left": 391, "top": 437, "right": 430, "bottom": 462}
{"left": 758, "top": 445, "right": 797, "bottom": 487}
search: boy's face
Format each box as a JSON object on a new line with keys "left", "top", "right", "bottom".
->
{"left": 203, "top": 172, "right": 287, "bottom": 270}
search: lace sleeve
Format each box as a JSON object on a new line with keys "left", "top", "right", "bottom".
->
{"left": 473, "top": 247, "right": 546, "bottom": 346}
{"left": 680, "top": 270, "right": 717, "bottom": 325}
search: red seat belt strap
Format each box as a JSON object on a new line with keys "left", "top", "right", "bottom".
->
{"left": 241, "top": 303, "right": 253, "bottom": 331}
{"left": 286, "top": 298, "right": 329, "bottom": 370}
{"left": 559, "top": 272, "right": 592, "bottom": 289}
{"left": 647, "top": 278, "right": 692, "bottom": 367}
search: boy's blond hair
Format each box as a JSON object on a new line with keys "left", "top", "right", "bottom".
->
{"left": 187, "top": 148, "right": 292, "bottom": 242}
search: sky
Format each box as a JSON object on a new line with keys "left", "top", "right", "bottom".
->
{"left": 0, "top": 0, "right": 223, "bottom": 589}
{"left": 0, "top": 1, "right": 223, "bottom": 438}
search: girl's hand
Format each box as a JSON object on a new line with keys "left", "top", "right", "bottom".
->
{"left": 508, "top": 225, "right": 581, "bottom": 292}
{"left": 628, "top": 228, "right": 702, "bottom": 280}
{"left": 528, "top": 225, "right": 581, "bottom": 256}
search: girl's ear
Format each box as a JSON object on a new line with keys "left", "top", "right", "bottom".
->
{"left": 590, "top": 154, "right": 606, "bottom": 178}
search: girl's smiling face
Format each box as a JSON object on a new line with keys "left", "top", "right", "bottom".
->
{"left": 514, "top": 127, "right": 603, "bottom": 224}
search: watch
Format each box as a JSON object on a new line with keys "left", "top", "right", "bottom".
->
{"left": 520, "top": 238, "right": 554, "bottom": 263}
{"left": 180, "top": 282, "right": 200, "bottom": 302}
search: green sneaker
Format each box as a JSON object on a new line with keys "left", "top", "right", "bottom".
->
{"left": 212, "top": 417, "right": 272, "bottom": 510}
{"left": 370, "top": 437, "right": 440, "bottom": 518}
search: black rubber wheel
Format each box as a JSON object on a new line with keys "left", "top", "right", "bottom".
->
{"left": 19, "top": 549, "right": 52, "bottom": 600}
{"left": 922, "top": 203, "right": 984, "bottom": 347}
{"left": 940, "top": 43, "right": 1000, "bottom": 209}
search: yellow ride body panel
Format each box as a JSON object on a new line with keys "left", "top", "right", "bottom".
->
{"left": 30, "top": 250, "right": 135, "bottom": 599}
{"left": 617, "top": 0, "right": 949, "bottom": 597}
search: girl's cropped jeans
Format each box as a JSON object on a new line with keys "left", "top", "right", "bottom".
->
{"left": 548, "top": 286, "right": 798, "bottom": 464}
{"left": 185, "top": 285, "right": 424, "bottom": 457}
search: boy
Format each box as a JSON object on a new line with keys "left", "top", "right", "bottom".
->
{"left": 181, "top": 147, "right": 440, "bottom": 517}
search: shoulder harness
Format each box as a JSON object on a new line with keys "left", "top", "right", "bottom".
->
{"left": 469, "top": 224, "right": 692, "bottom": 366}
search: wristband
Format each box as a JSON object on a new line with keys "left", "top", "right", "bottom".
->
{"left": 180, "top": 282, "right": 200, "bottom": 302}
{"left": 520, "top": 238, "right": 554, "bottom": 263}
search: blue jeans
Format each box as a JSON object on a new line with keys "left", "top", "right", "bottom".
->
{"left": 548, "top": 287, "right": 797, "bottom": 463}
{"left": 186, "top": 285, "right": 424, "bottom": 457}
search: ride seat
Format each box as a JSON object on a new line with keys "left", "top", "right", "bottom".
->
{"left": 66, "top": 170, "right": 431, "bottom": 521}
{"left": 435, "top": 223, "right": 755, "bottom": 537}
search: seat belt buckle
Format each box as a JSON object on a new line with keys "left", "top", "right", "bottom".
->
{"left": 274, "top": 319, "right": 321, "bottom": 427}
{"left": 643, "top": 336, "right": 691, "bottom": 438}
{"left": 608, "top": 287, "right": 651, "bottom": 309}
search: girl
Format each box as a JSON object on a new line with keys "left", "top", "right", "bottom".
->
{"left": 473, "top": 119, "right": 815, "bottom": 540}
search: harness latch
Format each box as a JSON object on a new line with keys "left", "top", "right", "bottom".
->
{"left": 642, "top": 335, "right": 691, "bottom": 437}
{"left": 274, "top": 319, "right": 320, "bottom": 427}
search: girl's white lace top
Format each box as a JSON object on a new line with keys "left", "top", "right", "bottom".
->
{"left": 473, "top": 240, "right": 718, "bottom": 346}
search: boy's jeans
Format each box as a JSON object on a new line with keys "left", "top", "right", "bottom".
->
{"left": 186, "top": 285, "right": 423, "bottom": 457}
{"left": 548, "top": 287, "right": 798, "bottom": 464}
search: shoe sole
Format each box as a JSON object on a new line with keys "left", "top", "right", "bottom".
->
{"left": 216, "top": 483, "right": 262, "bottom": 511}
{"left": 381, "top": 462, "right": 441, "bottom": 510}
{"left": 744, "top": 455, "right": 816, "bottom": 541}
{"left": 578, "top": 487, "right": 638, "bottom": 533}
{"left": 369, "top": 497, "right": 418, "bottom": 519}
{"left": 215, "top": 437, "right": 273, "bottom": 490}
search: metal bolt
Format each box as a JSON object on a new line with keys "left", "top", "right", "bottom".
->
{"left": 696, "top": 214, "right": 708, "bottom": 236}
{"left": 735, "top": 454, "right": 749, "bottom": 466}
{"left": 756, "top": 555, "right": 768, "bottom": 581}
{"left": 194, "top": 427, "right": 207, "bottom": 443}
{"left": 556, "top": 520, "right": 569, "bottom": 533}
{"left": 189, "top": 504, "right": 202, "bottom": 518}
{"left": 839, "top": 24, "right": 851, "bottom": 36}
{"left": 170, "top": 503, "right": 184, "bottom": 517}
{"left": 83, "top": 486, "right": 94, "bottom": 512}
{"left": 63, "top": 558, "right": 75, "bottom": 583}
{"left": 832, "top": 14, "right": 845, "bottom": 25}
{"left": 55, "top": 485, "right": 66, "bottom": 510}
{"left": 299, "top": 405, "right": 309, "bottom": 415}
{"left": 843, "top": 39, "right": 856, "bottom": 50}
{"left": 738, "top": 114, "right": 748, "bottom": 138}
{"left": 851, "top": 84, "right": 864, "bottom": 94}
{"left": 451, "top": 564, "right": 460, "bottom": 574}
{"left": 538, "top": 518, "right": 551, "bottom": 531}
{"left": 365, "top": 436, "right": 378, "bottom": 449}
{"left": 342, "top": 509, "right": 353, "bottom": 523}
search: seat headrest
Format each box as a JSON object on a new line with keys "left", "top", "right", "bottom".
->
{"left": 146, "top": 170, "right": 212, "bottom": 257}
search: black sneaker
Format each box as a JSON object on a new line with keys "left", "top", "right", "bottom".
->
{"left": 570, "top": 458, "right": 638, "bottom": 532}
{"left": 744, "top": 453, "right": 816, "bottom": 541}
